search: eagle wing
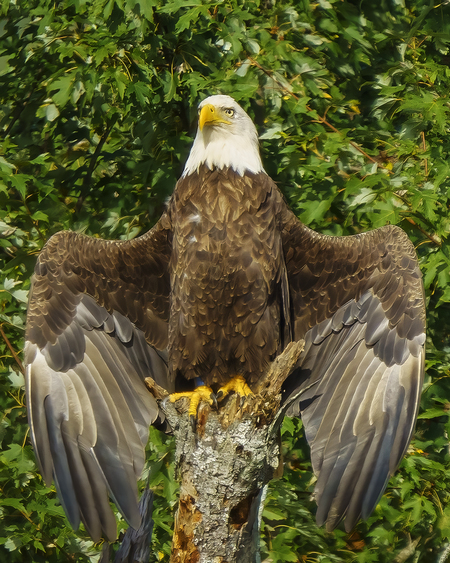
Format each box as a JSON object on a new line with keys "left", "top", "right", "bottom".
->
{"left": 25, "top": 217, "right": 172, "bottom": 541}
{"left": 281, "top": 213, "right": 425, "bottom": 532}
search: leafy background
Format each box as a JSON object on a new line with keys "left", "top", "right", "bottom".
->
{"left": 1, "top": 0, "right": 450, "bottom": 561}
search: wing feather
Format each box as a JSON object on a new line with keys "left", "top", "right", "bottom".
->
{"left": 281, "top": 213, "right": 425, "bottom": 532}
{"left": 25, "top": 218, "right": 172, "bottom": 540}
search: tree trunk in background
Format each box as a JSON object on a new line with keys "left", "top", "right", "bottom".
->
{"left": 158, "top": 340, "right": 305, "bottom": 563}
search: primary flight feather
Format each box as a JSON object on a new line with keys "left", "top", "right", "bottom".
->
{"left": 25, "top": 94, "right": 425, "bottom": 540}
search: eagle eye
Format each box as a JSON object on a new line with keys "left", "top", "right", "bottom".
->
{"left": 224, "top": 108, "right": 235, "bottom": 117}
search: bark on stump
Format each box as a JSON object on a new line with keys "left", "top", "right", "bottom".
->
{"left": 154, "top": 340, "right": 305, "bottom": 563}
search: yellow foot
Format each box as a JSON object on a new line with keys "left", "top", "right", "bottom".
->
{"left": 169, "top": 385, "right": 217, "bottom": 428}
{"left": 216, "top": 375, "right": 252, "bottom": 402}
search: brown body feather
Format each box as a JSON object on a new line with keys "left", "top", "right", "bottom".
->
{"left": 168, "top": 168, "right": 290, "bottom": 386}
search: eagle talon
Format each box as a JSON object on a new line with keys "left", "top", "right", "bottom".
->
{"left": 216, "top": 375, "right": 253, "bottom": 402}
{"left": 168, "top": 385, "right": 215, "bottom": 423}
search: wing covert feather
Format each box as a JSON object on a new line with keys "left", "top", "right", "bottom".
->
{"left": 281, "top": 213, "right": 425, "bottom": 532}
{"left": 27, "top": 217, "right": 171, "bottom": 351}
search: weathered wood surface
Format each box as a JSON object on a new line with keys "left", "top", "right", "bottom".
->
{"left": 154, "top": 340, "right": 305, "bottom": 563}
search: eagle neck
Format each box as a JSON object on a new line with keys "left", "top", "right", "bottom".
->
{"left": 182, "top": 128, "right": 264, "bottom": 177}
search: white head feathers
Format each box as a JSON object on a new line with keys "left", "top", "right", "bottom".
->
{"left": 183, "top": 95, "right": 264, "bottom": 177}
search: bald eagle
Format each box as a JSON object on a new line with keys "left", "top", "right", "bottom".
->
{"left": 25, "top": 95, "right": 425, "bottom": 542}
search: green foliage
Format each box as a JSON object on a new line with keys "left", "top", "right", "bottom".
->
{"left": 1, "top": 0, "right": 450, "bottom": 560}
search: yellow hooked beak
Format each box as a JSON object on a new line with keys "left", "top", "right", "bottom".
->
{"left": 199, "top": 104, "right": 232, "bottom": 131}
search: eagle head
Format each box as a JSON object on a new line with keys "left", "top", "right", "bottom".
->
{"left": 183, "top": 95, "right": 264, "bottom": 177}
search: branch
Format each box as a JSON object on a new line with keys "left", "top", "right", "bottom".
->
{"left": 404, "top": 216, "right": 441, "bottom": 247}
{"left": 254, "top": 340, "right": 305, "bottom": 396}
{"left": 0, "top": 325, "right": 24, "bottom": 374}
{"left": 421, "top": 131, "right": 428, "bottom": 177}
{"left": 159, "top": 339, "right": 305, "bottom": 563}
{"left": 76, "top": 116, "right": 118, "bottom": 211}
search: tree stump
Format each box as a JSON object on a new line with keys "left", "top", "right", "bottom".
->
{"left": 154, "top": 340, "right": 305, "bottom": 563}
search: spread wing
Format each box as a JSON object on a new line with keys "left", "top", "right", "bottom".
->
{"left": 25, "top": 218, "right": 172, "bottom": 541}
{"left": 281, "top": 214, "right": 425, "bottom": 532}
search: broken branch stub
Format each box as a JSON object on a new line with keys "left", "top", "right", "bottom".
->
{"left": 159, "top": 339, "right": 305, "bottom": 563}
